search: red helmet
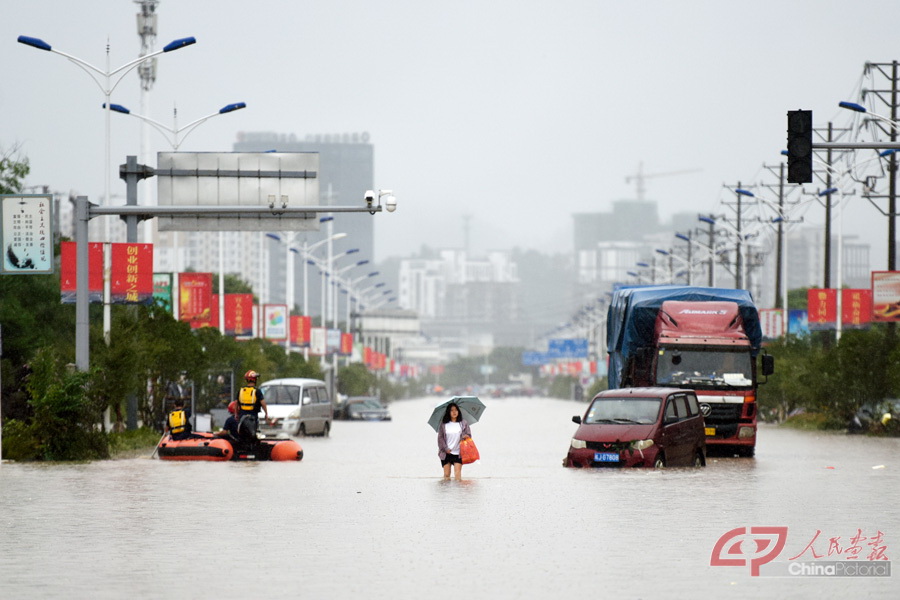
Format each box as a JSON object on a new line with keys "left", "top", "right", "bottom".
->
{"left": 244, "top": 370, "right": 259, "bottom": 383}
{"left": 227, "top": 400, "right": 237, "bottom": 414}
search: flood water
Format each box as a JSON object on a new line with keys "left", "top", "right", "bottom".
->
{"left": 1, "top": 395, "right": 898, "bottom": 599}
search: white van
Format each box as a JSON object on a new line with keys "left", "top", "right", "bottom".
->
{"left": 257, "top": 378, "right": 333, "bottom": 437}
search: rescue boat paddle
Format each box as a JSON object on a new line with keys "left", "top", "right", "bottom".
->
{"left": 150, "top": 431, "right": 167, "bottom": 459}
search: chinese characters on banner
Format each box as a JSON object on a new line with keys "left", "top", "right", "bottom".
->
{"left": 225, "top": 294, "right": 254, "bottom": 337}
{"left": 179, "top": 273, "right": 213, "bottom": 329}
{"left": 872, "top": 271, "right": 900, "bottom": 321}
{"left": 759, "top": 308, "right": 785, "bottom": 339}
{"left": 290, "top": 315, "right": 312, "bottom": 348}
{"left": 807, "top": 288, "right": 837, "bottom": 330}
{"left": 842, "top": 289, "right": 872, "bottom": 328}
{"left": 807, "top": 289, "right": 873, "bottom": 329}
{"left": 1, "top": 195, "right": 53, "bottom": 274}
{"left": 59, "top": 242, "right": 153, "bottom": 304}
{"left": 110, "top": 244, "right": 153, "bottom": 304}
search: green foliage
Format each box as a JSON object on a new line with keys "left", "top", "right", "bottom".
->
{"left": 0, "top": 146, "right": 29, "bottom": 194}
{"left": 108, "top": 427, "right": 162, "bottom": 457}
{"left": 586, "top": 377, "right": 607, "bottom": 400}
{"left": 0, "top": 419, "right": 41, "bottom": 460}
{"left": 24, "top": 347, "right": 109, "bottom": 460}
{"left": 548, "top": 375, "right": 578, "bottom": 399}
{"left": 763, "top": 326, "right": 899, "bottom": 432}
{"left": 337, "top": 362, "right": 377, "bottom": 397}
{"left": 781, "top": 412, "right": 845, "bottom": 431}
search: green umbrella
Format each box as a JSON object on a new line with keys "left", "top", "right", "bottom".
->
{"left": 428, "top": 396, "right": 486, "bottom": 432}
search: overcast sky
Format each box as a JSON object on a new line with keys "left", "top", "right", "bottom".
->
{"left": 4, "top": 1, "right": 900, "bottom": 267}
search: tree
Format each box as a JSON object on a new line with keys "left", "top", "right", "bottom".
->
{"left": 0, "top": 145, "right": 29, "bottom": 194}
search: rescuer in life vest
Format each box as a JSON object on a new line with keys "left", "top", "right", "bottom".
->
{"left": 236, "top": 370, "right": 270, "bottom": 443}
{"left": 166, "top": 398, "right": 199, "bottom": 441}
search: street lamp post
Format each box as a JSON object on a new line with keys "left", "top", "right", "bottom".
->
{"left": 300, "top": 231, "right": 347, "bottom": 358}
{"left": 698, "top": 215, "right": 718, "bottom": 287}
{"left": 19, "top": 33, "right": 196, "bottom": 345}
{"left": 733, "top": 187, "right": 756, "bottom": 289}
{"left": 346, "top": 271, "right": 380, "bottom": 332}
{"left": 17, "top": 34, "right": 196, "bottom": 212}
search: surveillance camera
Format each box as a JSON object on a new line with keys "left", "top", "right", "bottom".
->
{"left": 364, "top": 190, "right": 375, "bottom": 206}
{"left": 384, "top": 195, "right": 397, "bottom": 212}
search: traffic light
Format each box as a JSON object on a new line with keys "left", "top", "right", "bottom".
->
{"left": 786, "top": 110, "right": 813, "bottom": 183}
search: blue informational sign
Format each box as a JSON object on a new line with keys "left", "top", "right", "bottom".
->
{"left": 521, "top": 351, "right": 547, "bottom": 366}
{"left": 547, "top": 338, "right": 589, "bottom": 359}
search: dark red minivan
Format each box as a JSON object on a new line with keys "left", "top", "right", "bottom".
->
{"left": 564, "top": 387, "right": 706, "bottom": 468}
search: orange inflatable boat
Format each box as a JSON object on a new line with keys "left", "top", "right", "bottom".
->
{"left": 157, "top": 433, "right": 303, "bottom": 462}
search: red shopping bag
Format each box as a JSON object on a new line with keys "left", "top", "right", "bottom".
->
{"left": 459, "top": 437, "right": 480, "bottom": 464}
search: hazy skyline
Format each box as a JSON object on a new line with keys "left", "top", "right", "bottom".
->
{"left": 4, "top": 1, "right": 900, "bottom": 268}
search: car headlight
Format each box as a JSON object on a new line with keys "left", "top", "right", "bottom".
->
{"left": 630, "top": 439, "right": 654, "bottom": 450}
{"left": 287, "top": 408, "right": 300, "bottom": 419}
{"left": 570, "top": 438, "right": 587, "bottom": 449}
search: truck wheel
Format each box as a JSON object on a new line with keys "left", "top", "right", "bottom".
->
{"left": 321, "top": 421, "right": 330, "bottom": 437}
{"left": 653, "top": 454, "right": 666, "bottom": 469}
{"left": 738, "top": 447, "right": 755, "bottom": 458}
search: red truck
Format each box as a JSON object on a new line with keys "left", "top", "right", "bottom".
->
{"left": 607, "top": 286, "right": 775, "bottom": 457}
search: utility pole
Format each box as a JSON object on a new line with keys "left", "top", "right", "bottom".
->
{"left": 760, "top": 162, "right": 804, "bottom": 310}
{"left": 861, "top": 61, "right": 900, "bottom": 272}
{"left": 722, "top": 182, "right": 756, "bottom": 289}
{"left": 136, "top": 0, "right": 159, "bottom": 244}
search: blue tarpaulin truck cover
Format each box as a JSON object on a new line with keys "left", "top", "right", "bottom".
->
{"left": 606, "top": 286, "right": 763, "bottom": 389}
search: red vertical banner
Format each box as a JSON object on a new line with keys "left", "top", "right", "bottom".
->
{"left": 110, "top": 243, "right": 153, "bottom": 304}
{"left": 807, "top": 288, "right": 837, "bottom": 330}
{"left": 179, "top": 273, "right": 213, "bottom": 329}
{"left": 225, "top": 294, "right": 254, "bottom": 337}
{"left": 59, "top": 241, "right": 104, "bottom": 303}
{"left": 364, "top": 347, "right": 373, "bottom": 367}
{"left": 340, "top": 333, "right": 354, "bottom": 355}
{"left": 290, "top": 315, "right": 312, "bottom": 347}
{"left": 841, "top": 288, "right": 872, "bottom": 328}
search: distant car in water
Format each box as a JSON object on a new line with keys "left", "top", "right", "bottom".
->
{"left": 338, "top": 397, "right": 392, "bottom": 421}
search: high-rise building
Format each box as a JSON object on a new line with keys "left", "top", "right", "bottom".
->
{"left": 232, "top": 132, "right": 375, "bottom": 315}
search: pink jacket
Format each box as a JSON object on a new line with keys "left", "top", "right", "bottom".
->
{"left": 437, "top": 419, "right": 471, "bottom": 460}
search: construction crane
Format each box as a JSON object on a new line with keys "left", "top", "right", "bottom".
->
{"left": 625, "top": 162, "right": 702, "bottom": 202}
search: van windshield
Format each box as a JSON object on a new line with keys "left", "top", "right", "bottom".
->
{"left": 261, "top": 385, "right": 300, "bottom": 405}
{"left": 585, "top": 398, "right": 661, "bottom": 424}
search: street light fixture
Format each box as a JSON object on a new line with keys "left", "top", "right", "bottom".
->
{"left": 103, "top": 101, "right": 246, "bottom": 150}
{"left": 17, "top": 34, "right": 196, "bottom": 210}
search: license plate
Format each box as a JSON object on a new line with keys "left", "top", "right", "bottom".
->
{"left": 594, "top": 452, "right": 619, "bottom": 462}
{"left": 705, "top": 427, "right": 716, "bottom": 436}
